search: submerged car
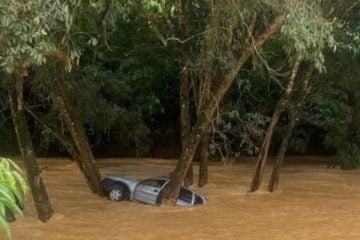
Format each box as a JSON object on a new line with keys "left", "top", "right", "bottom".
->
{"left": 101, "top": 175, "right": 206, "bottom": 206}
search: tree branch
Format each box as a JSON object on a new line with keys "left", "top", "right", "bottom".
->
{"left": 216, "top": 15, "right": 285, "bottom": 101}
{"left": 26, "top": 109, "right": 80, "bottom": 160}
{"left": 159, "top": 0, "right": 175, "bottom": 31}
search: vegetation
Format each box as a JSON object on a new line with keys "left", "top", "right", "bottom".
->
{"left": 0, "top": 0, "right": 359, "bottom": 214}
{"left": 0, "top": 158, "right": 28, "bottom": 239}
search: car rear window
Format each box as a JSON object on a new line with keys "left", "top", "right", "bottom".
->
{"left": 178, "top": 188, "right": 193, "bottom": 203}
{"left": 194, "top": 194, "right": 204, "bottom": 205}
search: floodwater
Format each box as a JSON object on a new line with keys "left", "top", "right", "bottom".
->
{"left": 4, "top": 156, "right": 360, "bottom": 240}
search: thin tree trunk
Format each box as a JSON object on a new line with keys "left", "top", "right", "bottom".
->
{"left": 268, "top": 68, "right": 313, "bottom": 192}
{"left": 52, "top": 90, "right": 103, "bottom": 194}
{"left": 267, "top": 113, "right": 297, "bottom": 192}
{"left": 8, "top": 76, "right": 53, "bottom": 222}
{"left": 162, "top": 16, "right": 285, "bottom": 205}
{"left": 49, "top": 66, "right": 103, "bottom": 195}
{"left": 199, "top": 132, "right": 209, "bottom": 187}
{"left": 249, "top": 57, "right": 301, "bottom": 193}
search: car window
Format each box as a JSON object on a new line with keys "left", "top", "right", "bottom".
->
{"left": 141, "top": 179, "right": 167, "bottom": 188}
{"left": 194, "top": 194, "right": 204, "bottom": 205}
{"left": 178, "top": 187, "right": 193, "bottom": 203}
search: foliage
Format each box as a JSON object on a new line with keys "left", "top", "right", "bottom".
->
{"left": 78, "top": 9, "right": 178, "bottom": 155}
{"left": 0, "top": 0, "right": 359, "bottom": 163}
{"left": 291, "top": 2, "right": 360, "bottom": 168}
{"left": 292, "top": 45, "right": 360, "bottom": 167}
{"left": 210, "top": 111, "right": 268, "bottom": 162}
{"left": 302, "top": 90, "right": 351, "bottom": 147}
{"left": 300, "top": 88, "right": 360, "bottom": 169}
{"left": 23, "top": 6, "right": 179, "bottom": 157}
{"left": 0, "top": 158, "right": 28, "bottom": 239}
{"left": 280, "top": 0, "right": 337, "bottom": 70}
{"left": 0, "top": 0, "right": 83, "bottom": 74}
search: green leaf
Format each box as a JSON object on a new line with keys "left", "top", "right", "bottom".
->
{"left": 0, "top": 197, "right": 23, "bottom": 217}
{"left": 0, "top": 186, "right": 14, "bottom": 202}
{"left": 0, "top": 216, "right": 11, "bottom": 240}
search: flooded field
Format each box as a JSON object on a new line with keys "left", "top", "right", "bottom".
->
{"left": 4, "top": 156, "right": 360, "bottom": 240}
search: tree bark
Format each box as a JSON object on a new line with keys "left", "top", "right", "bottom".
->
{"left": 199, "top": 132, "right": 209, "bottom": 187}
{"left": 8, "top": 76, "right": 53, "bottom": 222}
{"left": 50, "top": 67, "right": 103, "bottom": 195}
{"left": 268, "top": 68, "right": 313, "bottom": 192}
{"left": 162, "top": 16, "right": 285, "bottom": 205}
{"left": 249, "top": 57, "right": 301, "bottom": 192}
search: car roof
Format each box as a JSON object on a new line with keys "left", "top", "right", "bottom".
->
{"left": 147, "top": 175, "right": 169, "bottom": 181}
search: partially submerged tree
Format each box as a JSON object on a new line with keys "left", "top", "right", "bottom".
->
{"left": 0, "top": 0, "right": 67, "bottom": 221}
{"left": 129, "top": 1, "right": 281, "bottom": 196}
{"left": 160, "top": 0, "right": 288, "bottom": 204}
{"left": 5, "top": 75, "right": 53, "bottom": 222}
{"left": 268, "top": 66, "right": 314, "bottom": 192}
{"left": 129, "top": 0, "right": 212, "bottom": 187}
{"left": 250, "top": 0, "right": 360, "bottom": 192}
{"left": 45, "top": 61, "right": 103, "bottom": 194}
{"left": 250, "top": 57, "right": 302, "bottom": 192}
{"left": 162, "top": 0, "right": 354, "bottom": 203}
{"left": 249, "top": 0, "right": 338, "bottom": 192}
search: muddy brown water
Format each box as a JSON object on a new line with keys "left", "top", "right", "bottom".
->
{"left": 4, "top": 157, "right": 360, "bottom": 240}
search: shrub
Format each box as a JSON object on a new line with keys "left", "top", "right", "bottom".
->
{"left": 0, "top": 158, "right": 28, "bottom": 239}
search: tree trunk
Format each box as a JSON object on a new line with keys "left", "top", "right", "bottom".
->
{"left": 268, "top": 68, "right": 313, "bottom": 192}
{"left": 267, "top": 113, "right": 297, "bottom": 192}
{"left": 180, "top": 60, "right": 193, "bottom": 187}
{"left": 199, "top": 132, "right": 209, "bottom": 187}
{"left": 249, "top": 57, "right": 301, "bottom": 193}
{"left": 50, "top": 67, "right": 103, "bottom": 195}
{"left": 162, "top": 15, "right": 285, "bottom": 205}
{"left": 8, "top": 76, "right": 53, "bottom": 222}
{"left": 163, "top": 112, "right": 209, "bottom": 205}
{"left": 177, "top": 0, "right": 193, "bottom": 185}
{"left": 184, "top": 162, "right": 193, "bottom": 187}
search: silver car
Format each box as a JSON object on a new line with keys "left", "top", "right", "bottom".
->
{"left": 101, "top": 175, "right": 206, "bottom": 206}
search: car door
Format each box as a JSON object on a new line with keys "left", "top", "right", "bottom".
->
{"left": 133, "top": 179, "right": 166, "bottom": 205}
